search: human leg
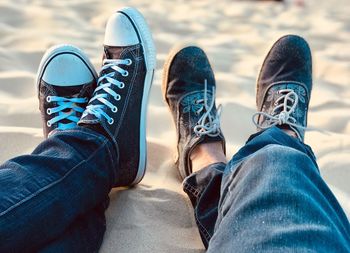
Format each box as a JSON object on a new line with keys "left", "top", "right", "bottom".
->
{"left": 162, "top": 44, "right": 227, "bottom": 245}
{"left": 0, "top": 7, "right": 156, "bottom": 251}
{"left": 0, "top": 45, "right": 116, "bottom": 252}
{"left": 207, "top": 127, "right": 350, "bottom": 252}
{"left": 37, "top": 199, "right": 109, "bottom": 253}
{"left": 164, "top": 35, "right": 350, "bottom": 251}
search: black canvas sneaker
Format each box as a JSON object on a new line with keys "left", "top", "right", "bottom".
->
{"left": 252, "top": 35, "right": 313, "bottom": 141}
{"left": 162, "top": 46, "right": 226, "bottom": 180}
{"left": 79, "top": 7, "right": 156, "bottom": 187}
{"left": 36, "top": 44, "right": 97, "bottom": 138}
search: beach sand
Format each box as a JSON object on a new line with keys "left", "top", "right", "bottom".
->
{"left": 0, "top": 0, "right": 349, "bottom": 252}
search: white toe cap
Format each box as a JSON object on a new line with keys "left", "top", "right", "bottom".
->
{"left": 42, "top": 53, "right": 95, "bottom": 86}
{"left": 104, "top": 12, "right": 140, "bottom": 47}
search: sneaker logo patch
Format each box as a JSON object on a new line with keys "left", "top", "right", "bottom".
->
{"left": 181, "top": 93, "right": 213, "bottom": 114}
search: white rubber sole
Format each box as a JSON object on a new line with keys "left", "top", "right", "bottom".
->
{"left": 35, "top": 44, "right": 98, "bottom": 96}
{"left": 118, "top": 7, "right": 156, "bottom": 185}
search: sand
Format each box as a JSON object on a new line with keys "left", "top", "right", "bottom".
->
{"left": 0, "top": 0, "right": 349, "bottom": 252}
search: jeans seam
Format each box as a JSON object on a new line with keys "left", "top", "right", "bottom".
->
{"left": 0, "top": 139, "right": 110, "bottom": 217}
{"left": 183, "top": 183, "right": 212, "bottom": 242}
{"left": 103, "top": 138, "right": 117, "bottom": 170}
{"left": 183, "top": 183, "right": 212, "bottom": 243}
{"left": 194, "top": 208, "right": 211, "bottom": 243}
{"left": 183, "top": 182, "right": 202, "bottom": 198}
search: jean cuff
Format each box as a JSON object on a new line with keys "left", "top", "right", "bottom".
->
{"left": 182, "top": 162, "right": 226, "bottom": 247}
{"left": 50, "top": 126, "right": 118, "bottom": 173}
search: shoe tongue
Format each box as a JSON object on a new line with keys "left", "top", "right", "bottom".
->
{"left": 52, "top": 85, "right": 84, "bottom": 98}
{"left": 81, "top": 112, "right": 99, "bottom": 122}
{"left": 100, "top": 45, "right": 128, "bottom": 81}
{"left": 103, "top": 45, "right": 125, "bottom": 60}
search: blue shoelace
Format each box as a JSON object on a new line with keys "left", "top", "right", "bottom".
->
{"left": 82, "top": 58, "right": 132, "bottom": 125}
{"left": 46, "top": 96, "right": 87, "bottom": 130}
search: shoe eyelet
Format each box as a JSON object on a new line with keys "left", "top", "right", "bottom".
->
{"left": 119, "top": 82, "right": 125, "bottom": 89}
{"left": 125, "top": 58, "right": 132, "bottom": 65}
{"left": 108, "top": 118, "right": 114, "bottom": 125}
{"left": 46, "top": 96, "right": 51, "bottom": 103}
{"left": 47, "top": 121, "right": 52, "bottom": 127}
{"left": 122, "top": 71, "right": 129, "bottom": 77}
{"left": 46, "top": 108, "right": 52, "bottom": 115}
{"left": 112, "top": 106, "right": 118, "bottom": 113}
{"left": 114, "top": 94, "right": 121, "bottom": 101}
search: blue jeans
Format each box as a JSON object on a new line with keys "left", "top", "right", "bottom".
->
{"left": 0, "top": 127, "right": 117, "bottom": 252}
{"left": 0, "top": 126, "right": 349, "bottom": 252}
{"left": 183, "top": 127, "right": 350, "bottom": 252}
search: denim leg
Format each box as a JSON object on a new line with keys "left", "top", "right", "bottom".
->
{"left": 184, "top": 127, "right": 350, "bottom": 252}
{"left": 0, "top": 127, "right": 118, "bottom": 252}
{"left": 37, "top": 199, "right": 109, "bottom": 253}
{"left": 183, "top": 162, "right": 226, "bottom": 247}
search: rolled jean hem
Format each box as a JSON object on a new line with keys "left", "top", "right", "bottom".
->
{"left": 52, "top": 126, "right": 118, "bottom": 170}
{"left": 183, "top": 162, "right": 226, "bottom": 247}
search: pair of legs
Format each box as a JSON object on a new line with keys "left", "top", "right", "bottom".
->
{"left": 0, "top": 7, "right": 349, "bottom": 253}
{"left": 0, "top": 7, "right": 150, "bottom": 252}
{"left": 162, "top": 38, "right": 350, "bottom": 252}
